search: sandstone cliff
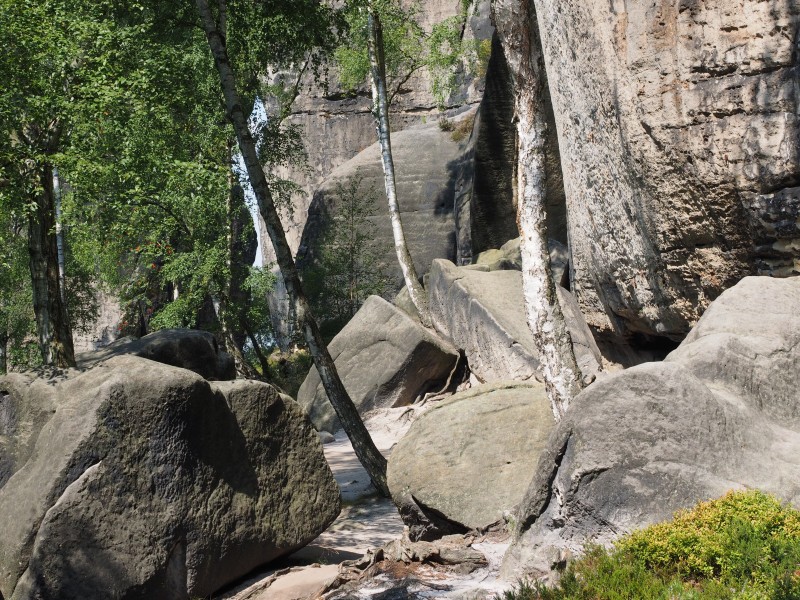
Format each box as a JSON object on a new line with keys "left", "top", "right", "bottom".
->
{"left": 495, "top": 0, "right": 800, "bottom": 344}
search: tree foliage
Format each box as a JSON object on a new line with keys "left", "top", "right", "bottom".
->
{"left": 335, "top": 0, "right": 478, "bottom": 108}
{"left": 303, "top": 173, "right": 391, "bottom": 340}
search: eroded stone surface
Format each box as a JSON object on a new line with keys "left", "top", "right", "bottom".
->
{"left": 0, "top": 357, "right": 339, "bottom": 600}
{"left": 297, "top": 119, "right": 472, "bottom": 296}
{"left": 429, "top": 259, "right": 602, "bottom": 383}
{"left": 504, "top": 276, "right": 800, "bottom": 577}
{"left": 388, "top": 382, "right": 554, "bottom": 540}
{"left": 77, "top": 328, "right": 236, "bottom": 381}
{"left": 297, "top": 296, "right": 459, "bottom": 434}
{"left": 495, "top": 0, "right": 800, "bottom": 340}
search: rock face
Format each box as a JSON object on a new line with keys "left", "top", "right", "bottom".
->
{"left": 388, "top": 382, "right": 555, "bottom": 541}
{"left": 494, "top": 0, "right": 800, "bottom": 342}
{"left": 77, "top": 328, "right": 236, "bottom": 381}
{"left": 504, "top": 276, "right": 800, "bottom": 577}
{"left": 0, "top": 357, "right": 340, "bottom": 599}
{"left": 71, "top": 289, "right": 123, "bottom": 354}
{"left": 297, "top": 296, "right": 460, "bottom": 434}
{"left": 428, "top": 259, "right": 602, "bottom": 383}
{"left": 261, "top": 0, "right": 493, "bottom": 347}
{"left": 298, "top": 118, "right": 473, "bottom": 295}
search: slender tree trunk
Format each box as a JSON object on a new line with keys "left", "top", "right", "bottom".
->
{"left": 242, "top": 318, "right": 271, "bottom": 377}
{"left": 366, "top": 7, "right": 430, "bottom": 326}
{"left": 53, "top": 167, "right": 66, "bottom": 303}
{"left": 28, "top": 162, "right": 75, "bottom": 368}
{"left": 494, "top": 0, "right": 583, "bottom": 418}
{"left": 214, "top": 142, "right": 260, "bottom": 379}
{"left": 0, "top": 332, "right": 7, "bottom": 375}
{"left": 197, "top": 0, "right": 389, "bottom": 496}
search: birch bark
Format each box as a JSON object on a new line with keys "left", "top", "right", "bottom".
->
{"left": 197, "top": 0, "right": 389, "bottom": 495}
{"left": 494, "top": 0, "right": 583, "bottom": 418}
{"left": 28, "top": 160, "right": 75, "bottom": 368}
{"left": 366, "top": 6, "right": 431, "bottom": 326}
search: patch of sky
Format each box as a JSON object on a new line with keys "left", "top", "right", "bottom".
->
{"left": 232, "top": 97, "right": 269, "bottom": 267}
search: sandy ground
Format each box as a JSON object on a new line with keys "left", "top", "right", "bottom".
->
{"left": 218, "top": 403, "right": 512, "bottom": 600}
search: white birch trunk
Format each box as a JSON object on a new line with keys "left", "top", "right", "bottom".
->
{"left": 53, "top": 167, "right": 66, "bottom": 304}
{"left": 366, "top": 6, "right": 431, "bottom": 326}
{"left": 494, "top": 0, "right": 584, "bottom": 418}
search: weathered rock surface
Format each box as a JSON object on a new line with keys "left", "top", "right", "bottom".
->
{"left": 261, "top": 0, "right": 493, "bottom": 347}
{"left": 467, "top": 33, "right": 567, "bottom": 259}
{"left": 297, "top": 296, "right": 459, "bottom": 434}
{"left": 504, "top": 276, "right": 800, "bottom": 577}
{"left": 388, "top": 382, "right": 555, "bottom": 541}
{"left": 71, "top": 288, "right": 123, "bottom": 354}
{"left": 0, "top": 357, "right": 340, "bottom": 599}
{"left": 298, "top": 119, "right": 472, "bottom": 296}
{"left": 494, "top": 0, "right": 800, "bottom": 342}
{"left": 475, "top": 237, "right": 569, "bottom": 287}
{"left": 77, "top": 328, "right": 236, "bottom": 381}
{"left": 429, "top": 259, "right": 602, "bottom": 383}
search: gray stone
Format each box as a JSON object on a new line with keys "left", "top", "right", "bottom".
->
{"left": 429, "top": 259, "right": 602, "bottom": 383}
{"left": 475, "top": 238, "right": 569, "bottom": 287}
{"left": 77, "top": 328, "right": 236, "bottom": 381}
{"left": 494, "top": 0, "right": 800, "bottom": 342}
{"left": 393, "top": 286, "right": 421, "bottom": 323}
{"left": 504, "top": 276, "right": 800, "bottom": 577}
{"left": 297, "top": 296, "right": 459, "bottom": 433}
{"left": 388, "top": 382, "right": 555, "bottom": 540}
{"left": 0, "top": 357, "right": 339, "bottom": 599}
{"left": 468, "top": 32, "right": 567, "bottom": 259}
{"left": 260, "top": 0, "right": 493, "bottom": 348}
{"left": 297, "top": 120, "right": 471, "bottom": 299}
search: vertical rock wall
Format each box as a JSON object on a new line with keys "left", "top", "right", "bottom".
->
{"left": 261, "top": 0, "right": 493, "bottom": 347}
{"left": 506, "top": 0, "right": 800, "bottom": 340}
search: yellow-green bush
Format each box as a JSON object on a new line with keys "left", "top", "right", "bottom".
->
{"left": 497, "top": 490, "right": 800, "bottom": 600}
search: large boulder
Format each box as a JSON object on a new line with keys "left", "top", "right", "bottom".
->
{"left": 77, "top": 328, "right": 236, "bottom": 381}
{"left": 298, "top": 118, "right": 471, "bottom": 298}
{"left": 0, "top": 356, "right": 340, "bottom": 599}
{"left": 297, "top": 296, "right": 460, "bottom": 434}
{"left": 388, "top": 382, "right": 555, "bottom": 541}
{"left": 429, "top": 259, "right": 602, "bottom": 383}
{"left": 493, "top": 0, "right": 800, "bottom": 343}
{"left": 504, "top": 276, "right": 800, "bottom": 577}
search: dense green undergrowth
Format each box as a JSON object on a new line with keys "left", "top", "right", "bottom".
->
{"left": 498, "top": 490, "right": 800, "bottom": 600}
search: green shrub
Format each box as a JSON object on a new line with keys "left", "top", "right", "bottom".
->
{"left": 497, "top": 490, "right": 800, "bottom": 600}
{"left": 450, "top": 112, "right": 475, "bottom": 143}
{"left": 266, "top": 349, "right": 313, "bottom": 399}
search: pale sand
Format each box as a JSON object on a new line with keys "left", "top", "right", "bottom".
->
{"left": 218, "top": 402, "right": 513, "bottom": 599}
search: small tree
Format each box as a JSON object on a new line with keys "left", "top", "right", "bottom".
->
{"left": 304, "top": 173, "right": 391, "bottom": 340}
{"left": 0, "top": 210, "right": 37, "bottom": 373}
{"left": 336, "top": 0, "right": 479, "bottom": 326}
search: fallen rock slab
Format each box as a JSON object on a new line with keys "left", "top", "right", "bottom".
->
{"left": 0, "top": 356, "right": 340, "bottom": 600}
{"left": 429, "top": 259, "right": 602, "bottom": 384}
{"left": 77, "top": 328, "right": 236, "bottom": 381}
{"left": 504, "top": 276, "right": 800, "bottom": 577}
{"left": 298, "top": 296, "right": 459, "bottom": 433}
{"left": 388, "top": 382, "right": 555, "bottom": 541}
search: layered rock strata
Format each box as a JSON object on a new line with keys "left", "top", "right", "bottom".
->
{"left": 495, "top": 0, "right": 800, "bottom": 341}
